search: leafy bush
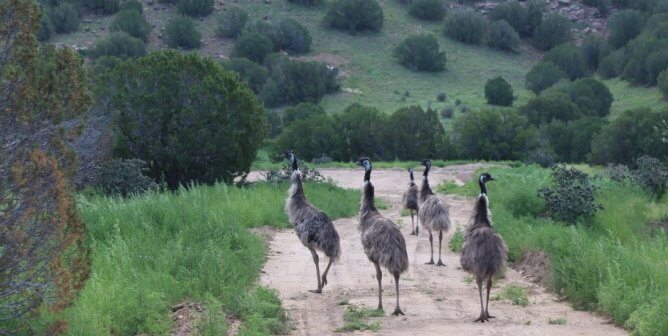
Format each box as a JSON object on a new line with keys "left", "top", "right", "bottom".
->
{"left": 83, "top": 0, "right": 120, "bottom": 13}
{"left": 525, "top": 0, "right": 543, "bottom": 37}
{"left": 631, "top": 156, "right": 668, "bottom": 198}
{"left": 580, "top": 35, "right": 609, "bottom": 71}
{"left": 216, "top": 7, "right": 248, "bottom": 38}
{"left": 324, "top": 0, "right": 384, "bottom": 34}
{"left": 598, "top": 48, "right": 628, "bottom": 78}
{"left": 541, "top": 117, "right": 607, "bottom": 163}
{"left": 489, "top": 0, "right": 526, "bottom": 35}
{"left": 532, "top": 14, "right": 571, "bottom": 51}
{"left": 582, "top": 0, "right": 610, "bottom": 15}
{"left": 620, "top": 34, "right": 668, "bottom": 85}
{"left": 660, "top": 69, "right": 668, "bottom": 98}
{"left": 282, "top": 102, "right": 326, "bottom": 126}
{"left": 409, "top": 0, "right": 445, "bottom": 21}
{"left": 519, "top": 92, "right": 580, "bottom": 125}
{"left": 564, "top": 77, "right": 614, "bottom": 117}
{"left": 97, "top": 159, "right": 158, "bottom": 197}
{"left": 100, "top": 51, "right": 266, "bottom": 189}
{"left": 608, "top": 10, "right": 645, "bottom": 49}
{"left": 233, "top": 32, "right": 273, "bottom": 63}
{"left": 37, "top": 12, "right": 54, "bottom": 41}
{"left": 538, "top": 165, "right": 603, "bottom": 224}
{"left": 120, "top": 0, "right": 143, "bottom": 13}
{"left": 525, "top": 146, "right": 557, "bottom": 168}
{"left": 387, "top": 106, "right": 447, "bottom": 160}
{"left": 109, "top": 10, "right": 151, "bottom": 42}
{"left": 525, "top": 61, "right": 568, "bottom": 94}
{"left": 334, "top": 104, "right": 391, "bottom": 161}
{"left": 165, "top": 16, "right": 202, "bottom": 49}
{"left": 88, "top": 31, "right": 147, "bottom": 59}
{"left": 645, "top": 49, "right": 668, "bottom": 85}
{"left": 276, "top": 18, "right": 312, "bottom": 54}
{"left": 220, "top": 57, "right": 269, "bottom": 93}
{"left": 484, "top": 76, "right": 514, "bottom": 106}
{"left": 444, "top": 9, "right": 486, "bottom": 44}
{"left": 274, "top": 115, "right": 345, "bottom": 161}
{"left": 485, "top": 20, "right": 520, "bottom": 52}
{"left": 287, "top": 0, "right": 323, "bottom": 4}
{"left": 393, "top": 34, "right": 446, "bottom": 72}
{"left": 177, "top": 0, "right": 214, "bottom": 17}
{"left": 543, "top": 43, "right": 589, "bottom": 80}
{"left": 51, "top": 3, "right": 80, "bottom": 33}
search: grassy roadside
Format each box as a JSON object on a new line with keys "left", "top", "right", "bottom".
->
{"left": 438, "top": 165, "right": 668, "bottom": 335}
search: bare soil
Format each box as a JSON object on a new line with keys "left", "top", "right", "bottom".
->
{"left": 259, "top": 164, "right": 628, "bottom": 335}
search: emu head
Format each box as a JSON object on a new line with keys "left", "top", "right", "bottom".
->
{"left": 420, "top": 159, "right": 432, "bottom": 176}
{"left": 408, "top": 168, "right": 414, "bottom": 181}
{"left": 479, "top": 172, "right": 494, "bottom": 194}
{"left": 357, "top": 157, "right": 372, "bottom": 182}
{"left": 284, "top": 150, "right": 298, "bottom": 171}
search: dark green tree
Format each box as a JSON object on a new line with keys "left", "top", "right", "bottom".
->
{"left": 274, "top": 115, "right": 345, "bottom": 161}
{"left": 216, "top": 7, "right": 248, "bottom": 38}
{"left": 444, "top": 9, "right": 486, "bottom": 44}
{"left": 88, "top": 31, "right": 147, "bottom": 59}
{"left": 233, "top": 32, "right": 273, "bottom": 63}
{"left": 282, "top": 102, "right": 326, "bottom": 126}
{"left": 388, "top": 106, "right": 446, "bottom": 160}
{"left": 220, "top": 57, "right": 269, "bottom": 93}
{"left": 525, "top": 61, "right": 568, "bottom": 94}
{"left": 484, "top": 76, "right": 515, "bottom": 106}
{"left": 543, "top": 43, "right": 589, "bottom": 80}
{"left": 393, "top": 34, "right": 446, "bottom": 72}
{"left": 334, "top": 104, "right": 390, "bottom": 160}
{"left": 409, "top": 0, "right": 445, "bottom": 21}
{"left": 324, "top": 0, "right": 384, "bottom": 34}
{"left": 177, "top": 0, "right": 214, "bottom": 17}
{"left": 109, "top": 10, "right": 151, "bottom": 42}
{"left": 485, "top": 20, "right": 520, "bottom": 52}
{"left": 532, "top": 14, "right": 571, "bottom": 51}
{"left": 519, "top": 92, "right": 580, "bottom": 125}
{"left": 165, "top": 16, "right": 202, "bottom": 49}
{"left": 608, "top": 10, "right": 645, "bottom": 48}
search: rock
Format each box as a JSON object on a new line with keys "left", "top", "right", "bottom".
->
{"left": 83, "top": 18, "right": 93, "bottom": 23}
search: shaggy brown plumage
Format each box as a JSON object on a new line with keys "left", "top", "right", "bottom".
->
{"left": 418, "top": 160, "right": 451, "bottom": 266}
{"left": 358, "top": 157, "right": 409, "bottom": 315}
{"left": 460, "top": 173, "right": 507, "bottom": 322}
{"left": 402, "top": 168, "right": 419, "bottom": 235}
{"left": 284, "top": 151, "right": 341, "bottom": 293}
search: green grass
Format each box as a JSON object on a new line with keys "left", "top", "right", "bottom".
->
{"left": 448, "top": 227, "right": 464, "bottom": 253}
{"left": 548, "top": 317, "right": 568, "bottom": 325}
{"left": 492, "top": 284, "right": 529, "bottom": 307}
{"left": 603, "top": 78, "right": 668, "bottom": 118}
{"left": 18, "top": 181, "right": 358, "bottom": 335}
{"left": 335, "top": 304, "right": 383, "bottom": 333}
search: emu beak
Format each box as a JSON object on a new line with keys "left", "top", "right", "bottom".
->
{"left": 489, "top": 176, "right": 495, "bottom": 181}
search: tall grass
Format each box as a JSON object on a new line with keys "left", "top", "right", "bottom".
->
{"left": 26, "top": 182, "right": 359, "bottom": 335}
{"left": 440, "top": 165, "right": 668, "bottom": 335}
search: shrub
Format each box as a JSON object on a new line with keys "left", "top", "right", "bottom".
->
{"left": 620, "top": 34, "right": 668, "bottom": 85}
{"left": 484, "top": 76, "right": 514, "bottom": 106}
{"left": 97, "top": 159, "right": 158, "bottom": 197}
{"left": 437, "top": 92, "right": 446, "bottom": 101}
{"left": 101, "top": 51, "right": 266, "bottom": 189}
{"left": 489, "top": 0, "right": 526, "bottom": 35}
{"left": 444, "top": 9, "right": 486, "bottom": 44}
{"left": 543, "top": 43, "right": 589, "bottom": 80}
{"left": 287, "top": 0, "right": 323, "bottom": 4}
{"left": 220, "top": 57, "right": 269, "bottom": 93}
{"left": 393, "top": 34, "right": 446, "bottom": 72}
{"left": 532, "top": 14, "right": 571, "bottom": 51}
{"left": 660, "top": 69, "right": 668, "bottom": 98}
{"left": 324, "top": 0, "right": 384, "bottom": 34}
{"left": 582, "top": 0, "right": 610, "bottom": 15}
{"left": 525, "top": 0, "right": 543, "bottom": 37}
{"left": 216, "top": 7, "right": 248, "bottom": 38}
{"left": 277, "top": 18, "right": 312, "bottom": 54}
{"left": 334, "top": 104, "right": 391, "bottom": 161}
{"left": 485, "top": 20, "right": 520, "bottom": 52}
{"left": 282, "top": 102, "right": 326, "bottom": 126}
{"left": 233, "top": 32, "right": 273, "bottom": 63}
{"left": 274, "top": 115, "right": 345, "bottom": 161}
{"left": 50, "top": 3, "right": 80, "bottom": 33}
{"left": 580, "top": 35, "right": 609, "bottom": 71}
{"left": 598, "top": 48, "right": 628, "bottom": 78}
{"left": 165, "top": 16, "right": 202, "bottom": 49}
{"left": 519, "top": 92, "right": 580, "bottom": 125}
{"left": 120, "top": 0, "right": 143, "bottom": 13}
{"left": 631, "top": 156, "right": 668, "bottom": 198}
{"left": 109, "top": 10, "right": 151, "bottom": 41}
{"left": 541, "top": 117, "right": 607, "bottom": 163}
{"left": 525, "top": 146, "right": 557, "bottom": 168}
{"left": 525, "top": 61, "right": 568, "bottom": 94}
{"left": 82, "top": 0, "right": 120, "bottom": 13}
{"left": 409, "top": 0, "right": 445, "bottom": 21}
{"left": 177, "top": 0, "right": 214, "bottom": 17}
{"left": 37, "top": 12, "right": 54, "bottom": 41}
{"left": 387, "top": 106, "right": 447, "bottom": 160}
{"left": 608, "top": 10, "right": 645, "bottom": 49}
{"left": 645, "top": 49, "right": 668, "bottom": 85}
{"left": 538, "top": 165, "right": 603, "bottom": 225}
{"left": 566, "top": 77, "right": 614, "bottom": 117}
{"left": 88, "top": 31, "right": 147, "bottom": 59}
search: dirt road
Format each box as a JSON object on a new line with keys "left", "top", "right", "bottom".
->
{"left": 260, "top": 165, "right": 627, "bottom": 335}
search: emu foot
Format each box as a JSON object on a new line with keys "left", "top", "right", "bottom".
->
{"left": 425, "top": 259, "right": 435, "bottom": 265}
{"left": 436, "top": 260, "right": 446, "bottom": 267}
{"left": 322, "top": 276, "right": 328, "bottom": 287}
{"left": 410, "top": 230, "right": 417, "bottom": 236}
{"left": 474, "top": 313, "right": 490, "bottom": 323}
{"left": 309, "top": 289, "right": 323, "bottom": 294}
{"left": 485, "top": 311, "right": 495, "bottom": 319}
{"left": 391, "top": 307, "right": 405, "bottom": 316}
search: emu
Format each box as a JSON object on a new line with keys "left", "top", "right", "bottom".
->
{"left": 357, "top": 157, "right": 409, "bottom": 315}
{"left": 418, "top": 159, "right": 451, "bottom": 266}
{"left": 284, "top": 151, "right": 341, "bottom": 293}
{"left": 402, "top": 168, "right": 419, "bottom": 236}
{"left": 460, "top": 173, "right": 507, "bottom": 322}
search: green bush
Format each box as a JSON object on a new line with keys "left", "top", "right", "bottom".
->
{"left": 37, "top": 12, "right": 54, "bottom": 41}
{"left": 165, "top": 16, "right": 202, "bottom": 49}
{"left": 489, "top": 0, "right": 526, "bottom": 35}
{"left": 274, "top": 115, "right": 345, "bottom": 161}
{"left": 277, "top": 18, "right": 312, "bottom": 54}
{"left": 660, "top": 69, "right": 668, "bottom": 98}
{"left": 580, "top": 35, "right": 609, "bottom": 70}
{"left": 525, "top": 0, "right": 543, "bottom": 37}
{"left": 109, "top": 10, "right": 151, "bottom": 42}
{"left": 645, "top": 49, "right": 668, "bottom": 85}
{"left": 409, "top": 0, "right": 445, "bottom": 21}
{"left": 565, "top": 77, "right": 614, "bottom": 117}
{"left": 50, "top": 3, "right": 80, "bottom": 33}
{"left": 620, "top": 34, "right": 668, "bottom": 85}
{"left": 287, "top": 0, "right": 323, "bottom": 4}
{"left": 444, "top": 9, "right": 486, "bottom": 44}
{"left": 101, "top": 51, "right": 266, "bottom": 189}
{"left": 543, "top": 43, "right": 589, "bottom": 80}
{"left": 177, "top": 0, "right": 214, "bottom": 17}
{"left": 216, "top": 7, "right": 248, "bottom": 38}
{"left": 88, "top": 32, "right": 147, "bottom": 59}
{"left": 538, "top": 165, "right": 603, "bottom": 225}
{"left": 631, "top": 156, "right": 668, "bottom": 198}
{"left": 525, "top": 61, "right": 568, "bottom": 94}
{"left": 233, "top": 32, "right": 274, "bottom": 63}
{"left": 387, "top": 106, "right": 447, "bottom": 160}
{"left": 220, "top": 57, "right": 269, "bottom": 93}
{"left": 485, "top": 20, "right": 520, "bottom": 52}
{"left": 393, "top": 34, "right": 446, "bottom": 72}
{"left": 598, "top": 48, "right": 628, "bottom": 78}
{"left": 582, "top": 0, "right": 610, "bottom": 15}
{"left": 608, "top": 10, "right": 645, "bottom": 49}
{"left": 532, "top": 14, "right": 571, "bottom": 51}
{"left": 541, "top": 117, "right": 607, "bottom": 163}
{"left": 97, "top": 159, "right": 158, "bottom": 197}
{"left": 484, "top": 76, "right": 514, "bottom": 106}
{"left": 120, "top": 0, "right": 142, "bottom": 13}
{"left": 334, "top": 104, "right": 390, "bottom": 161}
{"left": 519, "top": 92, "right": 580, "bottom": 125}
{"left": 282, "top": 102, "right": 326, "bottom": 127}
{"left": 324, "top": 0, "right": 384, "bottom": 34}
{"left": 82, "top": 0, "right": 120, "bottom": 13}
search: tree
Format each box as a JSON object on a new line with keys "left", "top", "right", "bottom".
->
{"left": 519, "top": 92, "right": 581, "bottom": 125}
{"left": 532, "top": 14, "right": 571, "bottom": 51}
{"left": 334, "top": 104, "right": 391, "bottom": 160}
{"left": 109, "top": 9, "right": 152, "bottom": 41}
{"left": 444, "top": 9, "right": 486, "bottom": 44}
{"left": 216, "top": 6, "right": 248, "bottom": 38}
{"left": 324, "top": 0, "right": 384, "bottom": 34}
{"left": 220, "top": 57, "right": 269, "bottom": 93}
{"left": 409, "top": 0, "right": 445, "bottom": 21}
{"left": 277, "top": 18, "right": 312, "bottom": 55}
{"left": 543, "top": 43, "right": 589, "bottom": 80}
{"left": 565, "top": 77, "right": 613, "bottom": 118}
{"left": 393, "top": 34, "right": 446, "bottom": 72}
{"left": 273, "top": 115, "right": 345, "bottom": 161}
{"left": 50, "top": 2, "right": 80, "bottom": 33}
{"left": 660, "top": 69, "right": 668, "bottom": 98}
{"left": 233, "top": 32, "right": 274, "bottom": 63}
{"left": 165, "top": 16, "right": 202, "bottom": 49}
{"left": 538, "top": 165, "right": 603, "bottom": 225}
{"left": 282, "top": 102, "right": 326, "bottom": 126}
{"left": 580, "top": 34, "right": 609, "bottom": 71}
{"left": 485, "top": 20, "right": 520, "bottom": 52}
{"left": 484, "top": 76, "right": 515, "bottom": 106}
{"left": 541, "top": 117, "right": 607, "bottom": 162}
{"left": 388, "top": 106, "right": 447, "bottom": 160}
{"left": 88, "top": 31, "right": 147, "bottom": 59}
{"left": 177, "top": 0, "right": 214, "bottom": 17}
{"left": 489, "top": 0, "right": 526, "bottom": 35}
{"left": 1, "top": 0, "right": 91, "bottom": 324}
{"left": 608, "top": 10, "right": 645, "bottom": 49}
{"left": 525, "top": 61, "right": 568, "bottom": 94}
{"left": 101, "top": 51, "right": 266, "bottom": 189}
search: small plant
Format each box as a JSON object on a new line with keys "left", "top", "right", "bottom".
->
{"left": 393, "top": 34, "right": 446, "bottom": 72}
{"left": 631, "top": 156, "right": 668, "bottom": 198}
{"left": 606, "top": 164, "right": 629, "bottom": 182}
{"left": 548, "top": 317, "right": 568, "bottom": 325}
{"left": 109, "top": 10, "right": 152, "bottom": 42}
{"left": 50, "top": 3, "right": 80, "bottom": 33}
{"left": 409, "top": 0, "right": 445, "bottom": 21}
{"left": 324, "top": 0, "right": 384, "bottom": 34}
{"left": 97, "top": 159, "right": 158, "bottom": 197}
{"left": 440, "top": 107, "right": 454, "bottom": 119}
{"left": 538, "top": 165, "right": 603, "bottom": 225}
{"left": 336, "top": 304, "right": 382, "bottom": 332}
{"left": 484, "top": 76, "right": 514, "bottom": 107}
{"left": 165, "top": 16, "right": 202, "bottom": 49}
{"left": 264, "top": 162, "right": 327, "bottom": 184}
{"left": 492, "top": 284, "right": 529, "bottom": 307}
{"left": 525, "top": 61, "right": 568, "bottom": 94}
{"left": 463, "top": 275, "right": 473, "bottom": 284}
{"left": 444, "top": 9, "right": 486, "bottom": 44}
{"left": 216, "top": 7, "right": 248, "bottom": 38}
{"left": 177, "top": 0, "right": 214, "bottom": 17}
{"left": 486, "top": 20, "right": 520, "bottom": 52}
{"left": 437, "top": 92, "right": 447, "bottom": 102}
{"left": 88, "top": 31, "right": 147, "bottom": 59}
{"left": 120, "top": 0, "right": 143, "bottom": 13}
{"left": 233, "top": 32, "right": 273, "bottom": 63}
{"left": 449, "top": 228, "right": 464, "bottom": 252}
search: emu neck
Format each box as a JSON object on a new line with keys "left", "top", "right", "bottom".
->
{"left": 288, "top": 171, "right": 307, "bottom": 204}
{"left": 420, "top": 175, "right": 433, "bottom": 199}
{"left": 409, "top": 170, "right": 414, "bottom": 182}
{"left": 472, "top": 194, "right": 491, "bottom": 229}
{"left": 479, "top": 180, "right": 487, "bottom": 195}
{"left": 360, "top": 181, "right": 379, "bottom": 228}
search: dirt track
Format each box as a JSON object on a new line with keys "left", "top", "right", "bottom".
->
{"left": 259, "top": 165, "right": 628, "bottom": 335}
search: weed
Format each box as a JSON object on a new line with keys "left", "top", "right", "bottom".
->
{"left": 449, "top": 228, "right": 464, "bottom": 253}
{"left": 336, "top": 304, "right": 382, "bottom": 332}
{"left": 492, "top": 285, "right": 529, "bottom": 307}
{"left": 548, "top": 317, "right": 567, "bottom": 325}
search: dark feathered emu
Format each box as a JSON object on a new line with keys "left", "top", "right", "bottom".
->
{"left": 418, "top": 159, "right": 451, "bottom": 266}
{"left": 402, "top": 168, "right": 420, "bottom": 235}
{"left": 284, "top": 151, "right": 341, "bottom": 293}
{"left": 460, "top": 173, "right": 508, "bottom": 322}
{"left": 357, "top": 157, "right": 409, "bottom": 315}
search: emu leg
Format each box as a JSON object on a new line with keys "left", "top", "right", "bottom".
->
{"left": 436, "top": 230, "right": 445, "bottom": 266}
{"left": 485, "top": 275, "right": 495, "bottom": 319}
{"left": 425, "top": 230, "right": 435, "bottom": 265}
{"left": 416, "top": 215, "right": 419, "bottom": 235}
{"left": 474, "top": 276, "right": 488, "bottom": 322}
{"left": 374, "top": 262, "right": 383, "bottom": 311}
{"left": 308, "top": 248, "right": 322, "bottom": 294}
{"left": 391, "top": 273, "right": 404, "bottom": 316}
{"left": 410, "top": 211, "right": 416, "bottom": 235}
{"left": 321, "top": 257, "right": 334, "bottom": 288}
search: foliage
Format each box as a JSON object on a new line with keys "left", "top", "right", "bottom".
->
{"left": 409, "top": 0, "right": 445, "bottom": 21}
{"left": 88, "top": 31, "right": 147, "bottom": 59}
{"left": 543, "top": 43, "right": 589, "bottom": 80}
{"left": 448, "top": 228, "right": 464, "bottom": 252}
{"left": 525, "top": 0, "right": 544, "bottom": 36}
{"left": 493, "top": 285, "right": 529, "bottom": 307}
{"left": 109, "top": 9, "right": 151, "bottom": 42}
{"left": 393, "top": 34, "right": 446, "bottom": 72}
{"left": 276, "top": 18, "right": 312, "bottom": 54}
{"left": 263, "top": 161, "right": 327, "bottom": 184}
{"left": 120, "top": 0, "right": 143, "bottom": 13}
{"left": 233, "top": 32, "right": 274, "bottom": 63}
{"left": 519, "top": 92, "right": 580, "bottom": 125}
{"left": 216, "top": 6, "right": 248, "bottom": 38}
{"left": 324, "top": 0, "right": 384, "bottom": 34}
{"left": 444, "top": 8, "right": 486, "bottom": 44}
{"left": 282, "top": 102, "right": 326, "bottom": 126}
{"left": 620, "top": 34, "right": 668, "bottom": 85}
{"left": 485, "top": 20, "right": 520, "bottom": 52}
{"left": 538, "top": 165, "right": 603, "bottom": 225}
{"left": 532, "top": 14, "right": 571, "bottom": 51}
{"left": 273, "top": 115, "right": 345, "bottom": 161}
{"left": 287, "top": 0, "right": 323, "bottom": 4}
{"left": 50, "top": 2, "right": 80, "bottom": 33}
{"left": 541, "top": 117, "right": 607, "bottom": 163}
{"left": 631, "top": 156, "right": 668, "bottom": 198}
{"left": 660, "top": 69, "right": 668, "bottom": 98}
{"left": 177, "top": 0, "right": 214, "bottom": 17}
{"left": 334, "top": 103, "right": 389, "bottom": 161}
{"left": 386, "top": 106, "right": 447, "bottom": 160}
{"left": 165, "top": 16, "right": 202, "bottom": 49}
{"left": 220, "top": 57, "right": 269, "bottom": 93}
{"left": 563, "top": 77, "right": 614, "bottom": 117}
{"left": 83, "top": 0, "right": 120, "bottom": 13}
{"left": 97, "top": 159, "right": 158, "bottom": 197}
{"left": 484, "top": 76, "right": 514, "bottom": 106}
{"left": 37, "top": 10, "right": 54, "bottom": 41}
{"left": 489, "top": 1, "right": 526, "bottom": 35}
{"left": 598, "top": 49, "right": 628, "bottom": 78}
{"left": 580, "top": 35, "right": 609, "bottom": 71}
{"left": 336, "top": 304, "right": 381, "bottom": 332}
{"left": 608, "top": 10, "right": 645, "bottom": 49}
{"left": 525, "top": 61, "right": 568, "bottom": 94}
{"left": 100, "top": 51, "right": 266, "bottom": 189}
